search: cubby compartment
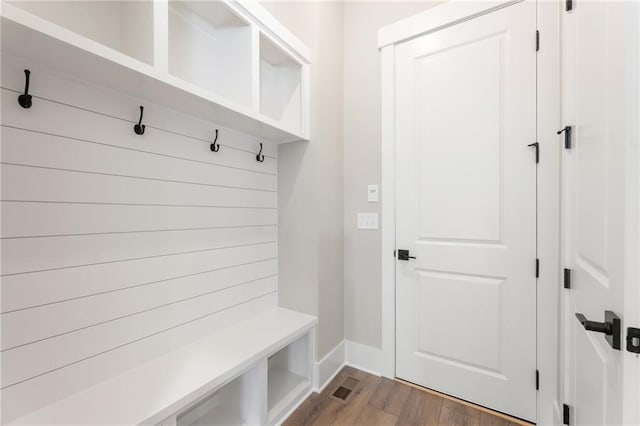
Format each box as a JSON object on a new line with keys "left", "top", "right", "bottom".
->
{"left": 175, "top": 364, "right": 263, "bottom": 426}
{"left": 7, "top": 1, "right": 154, "bottom": 65}
{"left": 168, "top": 1, "right": 253, "bottom": 108}
{"left": 267, "top": 333, "right": 311, "bottom": 422}
{"left": 260, "top": 34, "right": 303, "bottom": 131}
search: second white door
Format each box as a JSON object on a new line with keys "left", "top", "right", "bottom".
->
{"left": 395, "top": 1, "right": 537, "bottom": 421}
{"left": 562, "top": 1, "right": 639, "bottom": 424}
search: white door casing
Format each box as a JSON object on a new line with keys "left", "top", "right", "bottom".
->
{"left": 394, "top": 1, "right": 537, "bottom": 421}
{"left": 563, "top": 1, "right": 640, "bottom": 425}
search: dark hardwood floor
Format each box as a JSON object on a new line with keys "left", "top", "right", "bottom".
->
{"left": 283, "top": 367, "right": 533, "bottom": 426}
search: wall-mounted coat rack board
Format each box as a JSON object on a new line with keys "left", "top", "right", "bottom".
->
{"left": 1, "top": 0, "right": 311, "bottom": 144}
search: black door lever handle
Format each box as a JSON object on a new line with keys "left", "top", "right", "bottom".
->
{"left": 575, "top": 311, "right": 621, "bottom": 350}
{"left": 397, "top": 249, "right": 416, "bottom": 261}
{"left": 576, "top": 313, "right": 612, "bottom": 334}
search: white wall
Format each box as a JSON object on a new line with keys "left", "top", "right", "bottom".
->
{"left": 263, "top": 1, "right": 345, "bottom": 360}
{"left": 266, "top": 0, "right": 444, "bottom": 357}
{"left": 0, "top": 57, "right": 279, "bottom": 422}
{"left": 343, "top": 1, "right": 442, "bottom": 349}
{"left": 314, "top": 2, "right": 346, "bottom": 361}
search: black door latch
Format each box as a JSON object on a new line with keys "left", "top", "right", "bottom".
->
{"left": 397, "top": 249, "right": 416, "bottom": 261}
{"left": 627, "top": 327, "right": 640, "bottom": 354}
{"left": 576, "top": 311, "right": 621, "bottom": 350}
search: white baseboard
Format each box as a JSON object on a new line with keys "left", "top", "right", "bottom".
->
{"left": 312, "top": 340, "right": 384, "bottom": 394}
{"left": 314, "top": 340, "right": 346, "bottom": 392}
{"left": 345, "top": 341, "right": 383, "bottom": 377}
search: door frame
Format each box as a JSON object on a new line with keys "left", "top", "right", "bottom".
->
{"left": 624, "top": 6, "right": 640, "bottom": 423}
{"left": 378, "top": 1, "right": 562, "bottom": 423}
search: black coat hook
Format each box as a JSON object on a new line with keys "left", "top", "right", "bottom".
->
{"left": 134, "top": 106, "right": 145, "bottom": 135}
{"left": 18, "top": 69, "right": 32, "bottom": 109}
{"left": 256, "top": 143, "right": 265, "bottom": 162}
{"left": 210, "top": 129, "right": 220, "bottom": 152}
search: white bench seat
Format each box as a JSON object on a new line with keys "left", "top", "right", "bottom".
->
{"left": 10, "top": 308, "right": 317, "bottom": 425}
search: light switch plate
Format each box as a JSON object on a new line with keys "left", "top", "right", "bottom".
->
{"left": 368, "top": 185, "right": 379, "bottom": 202}
{"left": 357, "top": 213, "right": 378, "bottom": 230}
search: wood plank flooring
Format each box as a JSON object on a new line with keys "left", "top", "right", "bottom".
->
{"left": 283, "top": 367, "right": 533, "bottom": 426}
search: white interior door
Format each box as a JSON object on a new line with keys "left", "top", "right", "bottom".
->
{"left": 563, "top": 2, "right": 639, "bottom": 425}
{"left": 394, "top": 1, "right": 537, "bottom": 421}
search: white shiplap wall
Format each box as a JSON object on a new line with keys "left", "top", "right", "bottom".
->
{"left": 0, "top": 56, "right": 279, "bottom": 423}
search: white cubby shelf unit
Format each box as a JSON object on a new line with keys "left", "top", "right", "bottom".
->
{"left": 1, "top": 0, "right": 310, "bottom": 143}
{"left": 2, "top": 1, "right": 315, "bottom": 425}
{"left": 10, "top": 309, "right": 316, "bottom": 426}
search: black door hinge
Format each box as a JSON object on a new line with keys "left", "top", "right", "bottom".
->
{"left": 535, "top": 259, "right": 540, "bottom": 278}
{"left": 536, "top": 30, "right": 540, "bottom": 51}
{"left": 535, "top": 369, "right": 539, "bottom": 390}
{"left": 557, "top": 126, "right": 572, "bottom": 149}
{"left": 566, "top": 0, "right": 573, "bottom": 12}
{"left": 627, "top": 327, "right": 640, "bottom": 353}
{"left": 564, "top": 268, "right": 571, "bottom": 289}
{"left": 563, "top": 404, "right": 571, "bottom": 425}
{"left": 528, "top": 142, "right": 539, "bottom": 163}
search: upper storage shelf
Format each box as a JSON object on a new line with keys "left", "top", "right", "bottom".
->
{"left": 1, "top": 0, "right": 310, "bottom": 143}
{"left": 7, "top": 1, "right": 155, "bottom": 65}
{"left": 260, "top": 33, "right": 302, "bottom": 132}
{"left": 168, "top": 1, "right": 252, "bottom": 108}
